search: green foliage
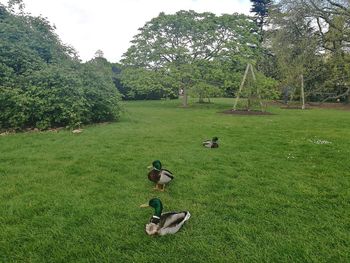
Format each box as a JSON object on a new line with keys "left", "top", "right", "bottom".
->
{"left": 0, "top": 4, "right": 121, "bottom": 131}
{"left": 119, "top": 67, "right": 178, "bottom": 100}
{"left": 121, "top": 10, "right": 261, "bottom": 102}
{"left": 235, "top": 66, "right": 279, "bottom": 110}
{"left": 182, "top": 60, "right": 224, "bottom": 102}
{"left": 262, "top": 0, "right": 350, "bottom": 101}
{"left": 0, "top": 87, "right": 29, "bottom": 129}
{"left": 25, "top": 65, "right": 86, "bottom": 129}
{"left": 80, "top": 58, "right": 122, "bottom": 122}
{"left": 254, "top": 71, "right": 279, "bottom": 99}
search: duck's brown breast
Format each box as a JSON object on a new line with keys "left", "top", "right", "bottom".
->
{"left": 148, "top": 170, "right": 161, "bottom": 182}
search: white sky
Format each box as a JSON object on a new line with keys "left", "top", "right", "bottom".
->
{"left": 2, "top": 0, "right": 252, "bottom": 62}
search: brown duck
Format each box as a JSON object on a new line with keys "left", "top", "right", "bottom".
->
{"left": 147, "top": 160, "right": 174, "bottom": 191}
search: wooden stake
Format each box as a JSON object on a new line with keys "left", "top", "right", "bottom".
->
{"left": 301, "top": 74, "right": 305, "bottom": 110}
{"left": 233, "top": 64, "right": 250, "bottom": 110}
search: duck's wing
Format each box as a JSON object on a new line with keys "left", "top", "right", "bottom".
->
{"left": 162, "top": 169, "right": 173, "bottom": 178}
{"left": 202, "top": 140, "right": 210, "bottom": 145}
{"left": 158, "top": 169, "right": 174, "bottom": 184}
{"left": 158, "top": 211, "right": 191, "bottom": 235}
{"left": 203, "top": 141, "right": 212, "bottom": 148}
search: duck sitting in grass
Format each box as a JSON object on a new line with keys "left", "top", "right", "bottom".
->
{"left": 147, "top": 160, "right": 174, "bottom": 191}
{"left": 140, "top": 198, "right": 191, "bottom": 236}
{"left": 202, "top": 137, "right": 219, "bottom": 148}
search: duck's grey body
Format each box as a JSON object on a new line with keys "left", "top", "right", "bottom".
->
{"left": 202, "top": 140, "right": 219, "bottom": 148}
{"left": 145, "top": 211, "right": 191, "bottom": 236}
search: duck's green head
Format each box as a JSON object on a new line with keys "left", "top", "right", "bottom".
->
{"left": 151, "top": 160, "right": 162, "bottom": 171}
{"left": 212, "top": 137, "right": 218, "bottom": 142}
{"left": 140, "top": 198, "right": 163, "bottom": 217}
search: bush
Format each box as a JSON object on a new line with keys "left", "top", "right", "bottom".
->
{"left": 0, "top": 87, "right": 30, "bottom": 130}
{"left": 80, "top": 59, "right": 122, "bottom": 122}
{"left": 0, "top": 4, "right": 122, "bottom": 131}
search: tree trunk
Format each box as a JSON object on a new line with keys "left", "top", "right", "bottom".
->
{"left": 183, "top": 87, "right": 188, "bottom": 107}
{"left": 198, "top": 93, "right": 204, "bottom": 103}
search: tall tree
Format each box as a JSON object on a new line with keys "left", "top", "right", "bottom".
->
{"left": 121, "top": 10, "right": 259, "bottom": 106}
{"left": 250, "top": 0, "right": 273, "bottom": 42}
{"left": 269, "top": 5, "right": 322, "bottom": 97}
{"left": 94, "top": 49, "right": 104, "bottom": 58}
{"left": 270, "top": 0, "right": 350, "bottom": 102}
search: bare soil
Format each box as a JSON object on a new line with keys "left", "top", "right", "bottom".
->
{"left": 280, "top": 106, "right": 311, "bottom": 110}
{"left": 308, "top": 102, "right": 350, "bottom": 110}
{"left": 275, "top": 101, "right": 350, "bottom": 111}
{"left": 222, "top": 109, "right": 274, "bottom": 115}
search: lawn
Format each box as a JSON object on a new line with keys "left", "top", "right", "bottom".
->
{"left": 1, "top": 98, "right": 349, "bottom": 262}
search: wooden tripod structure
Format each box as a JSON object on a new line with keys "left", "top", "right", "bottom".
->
{"left": 233, "top": 63, "right": 264, "bottom": 111}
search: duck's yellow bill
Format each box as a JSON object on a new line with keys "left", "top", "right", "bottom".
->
{"left": 140, "top": 203, "right": 149, "bottom": 208}
{"left": 147, "top": 165, "right": 152, "bottom": 169}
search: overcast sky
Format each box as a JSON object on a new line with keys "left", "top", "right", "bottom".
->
{"left": 2, "top": 0, "right": 253, "bottom": 62}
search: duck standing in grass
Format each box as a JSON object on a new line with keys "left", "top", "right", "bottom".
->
{"left": 140, "top": 198, "right": 191, "bottom": 236}
{"left": 202, "top": 137, "right": 219, "bottom": 148}
{"left": 147, "top": 160, "right": 174, "bottom": 191}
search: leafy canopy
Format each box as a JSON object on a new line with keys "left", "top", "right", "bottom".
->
{"left": 121, "top": 10, "right": 261, "bottom": 102}
{"left": 0, "top": 3, "right": 121, "bottom": 130}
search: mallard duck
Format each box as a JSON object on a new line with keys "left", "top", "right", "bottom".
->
{"left": 140, "top": 198, "right": 191, "bottom": 236}
{"left": 147, "top": 160, "right": 174, "bottom": 191}
{"left": 202, "top": 137, "right": 219, "bottom": 148}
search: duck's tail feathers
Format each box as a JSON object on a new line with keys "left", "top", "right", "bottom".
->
{"left": 184, "top": 211, "right": 191, "bottom": 222}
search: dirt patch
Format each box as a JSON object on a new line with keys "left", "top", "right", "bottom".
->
{"left": 280, "top": 106, "right": 311, "bottom": 110}
{"left": 308, "top": 102, "right": 350, "bottom": 110}
{"left": 222, "top": 109, "right": 274, "bottom": 115}
{"left": 272, "top": 101, "right": 350, "bottom": 111}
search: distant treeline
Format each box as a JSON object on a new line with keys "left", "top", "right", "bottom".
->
{"left": 1, "top": 0, "right": 349, "bottom": 130}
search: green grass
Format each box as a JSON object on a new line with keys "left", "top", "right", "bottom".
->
{"left": 1, "top": 98, "right": 349, "bottom": 262}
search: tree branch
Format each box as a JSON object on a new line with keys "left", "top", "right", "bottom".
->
{"left": 325, "top": 0, "right": 349, "bottom": 12}
{"left": 319, "top": 87, "right": 350, "bottom": 104}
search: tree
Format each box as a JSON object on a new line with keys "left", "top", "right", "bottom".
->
{"left": 94, "top": 49, "right": 104, "bottom": 58}
{"left": 250, "top": 0, "right": 273, "bottom": 42}
{"left": 277, "top": 0, "right": 350, "bottom": 50}
{"left": 267, "top": 0, "right": 350, "bottom": 102}
{"left": 121, "top": 10, "right": 259, "bottom": 106}
{"left": 268, "top": 5, "right": 322, "bottom": 99}
{"left": 119, "top": 67, "right": 179, "bottom": 100}
{"left": 0, "top": 3, "right": 122, "bottom": 130}
{"left": 80, "top": 57, "right": 122, "bottom": 122}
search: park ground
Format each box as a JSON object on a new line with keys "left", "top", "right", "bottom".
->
{"left": 0, "top": 98, "right": 349, "bottom": 262}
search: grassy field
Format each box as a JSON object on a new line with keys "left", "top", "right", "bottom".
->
{"left": 1, "top": 98, "right": 349, "bottom": 262}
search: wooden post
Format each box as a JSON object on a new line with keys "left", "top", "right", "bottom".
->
{"left": 301, "top": 74, "right": 305, "bottom": 110}
{"left": 233, "top": 64, "right": 250, "bottom": 110}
